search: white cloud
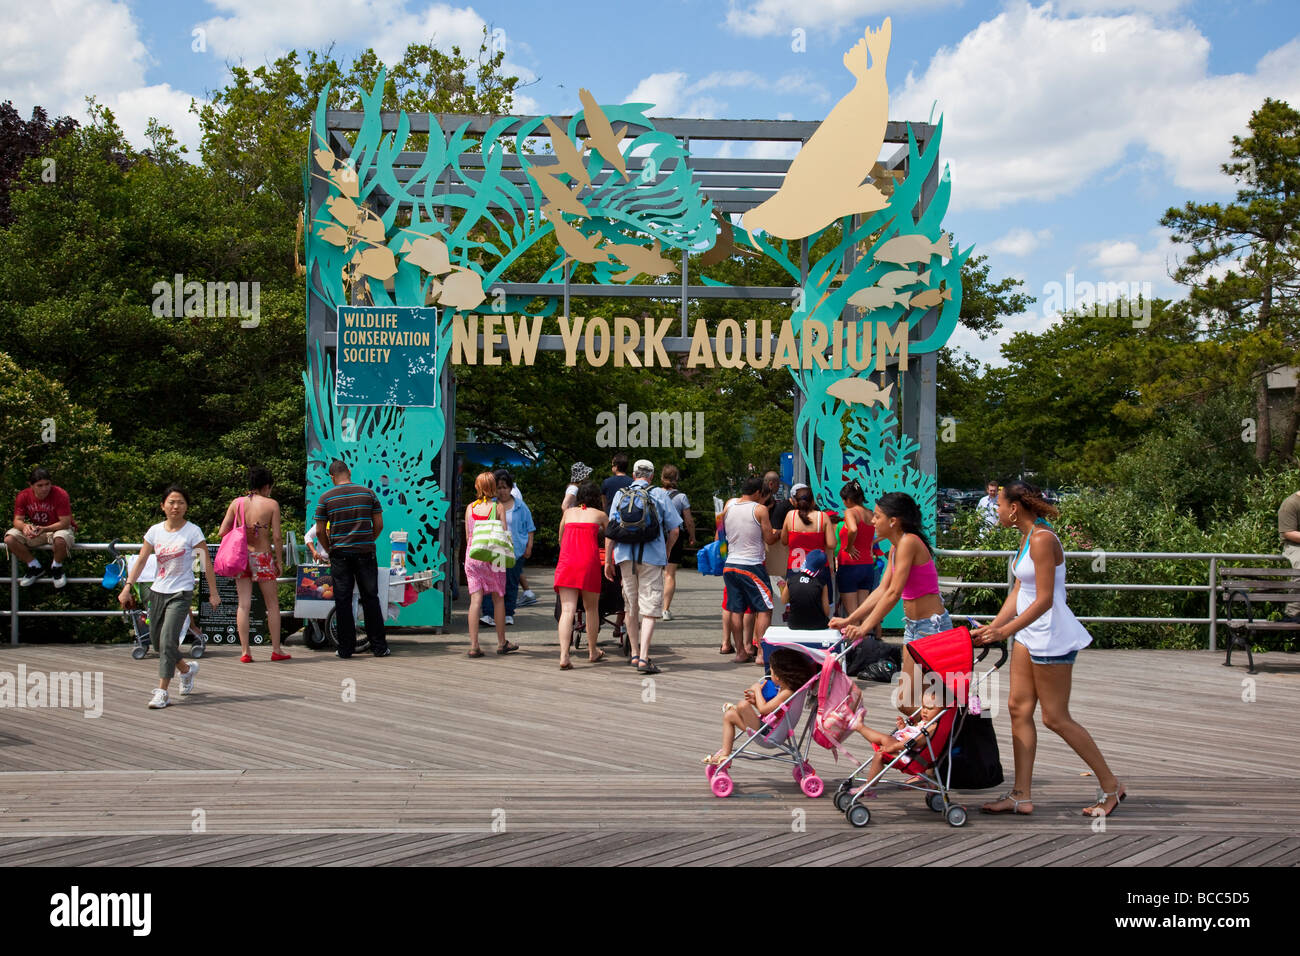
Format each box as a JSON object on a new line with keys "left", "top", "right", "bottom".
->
{"left": 195, "top": 2, "right": 537, "bottom": 104}
{"left": 746, "top": 140, "right": 802, "bottom": 159}
{"left": 893, "top": 2, "right": 1300, "bottom": 211}
{"left": 1084, "top": 230, "right": 1183, "bottom": 291}
{"left": 0, "top": 0, "right": 205, "bottom": 151}
{"left": 624, "top": 69, "right": 829, "bottom": 118}
{"left": 948, "top": 308, "right": 1062, "bottom": 368}
{"left": 111, "top": 85, "right": 204, "bottom": 151}
{"left": 988, "top": 227, "right": 1053, "bottom": 257}
{"left": 1054, "top": 0, "right": 1189, "bottom": 13}
{"left": 724, "top": 0, "right": 954, "bottom": 38}
{"left": 626, "top": 72, "right": 691, "bottom": 115}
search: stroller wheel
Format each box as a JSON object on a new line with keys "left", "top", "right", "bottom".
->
{"left": 131, "top": 646, "right": 148, "bottom": 660}
{"left": 847, "top": 804, "right": 871, "bottom": 828}
{"left": 927, "top": 793, "right": 945, "bottom": 813}
{"left": 800, "top": 775, "right": 824, "bottom": 799}
{"left": 191, "top": 640, "right": 205, "bottom": 659}
{"left": 834, "top": 790, "right": 852, "bottom": 813}
{"left": 710, "top": 772, "right": 734, "bottom": 798}
{"left": 946, "top": 806, "right": 968, "bottom": 828}
{"left": 791, "top": 765, "right": 803, "bottom": 783}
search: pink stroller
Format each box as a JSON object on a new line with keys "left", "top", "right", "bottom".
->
{"left": 704, "top": 634, "right": 861, "bottom": 799}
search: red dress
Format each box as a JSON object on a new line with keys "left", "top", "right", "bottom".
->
{"left": 554, "top": 514, "right": 602, "bottom": 593}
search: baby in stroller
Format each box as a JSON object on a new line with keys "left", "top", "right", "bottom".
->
{"left": 851, "top": 692, "right": 946, "bottom": 783}
{"left": 704, "top": 647, "right": 820, "bottom": 765}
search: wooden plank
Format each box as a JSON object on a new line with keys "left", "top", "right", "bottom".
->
{"left": 2, "top": 585, "right": 1300, "bottom": 866}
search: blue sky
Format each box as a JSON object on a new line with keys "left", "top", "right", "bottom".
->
{"left": 4, "top": 0, "right": 1299, "bottom": 365}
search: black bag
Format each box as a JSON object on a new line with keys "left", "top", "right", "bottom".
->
{"left": 606, "top": 486, "right": 661, "bottom": 545}
{"left": 946, "top": 713, "right": 1004, "bottom": 790}
{"left": 844, "top": 635, "right": 902, "bottom": 682}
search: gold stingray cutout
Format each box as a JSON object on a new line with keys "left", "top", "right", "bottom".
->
{"left": 742, "top": 19, "right": 893, "bottom": 241}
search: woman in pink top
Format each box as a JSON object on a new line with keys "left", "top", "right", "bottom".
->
{"left": 829, "top": 492, "right": 951, "bottom": 711}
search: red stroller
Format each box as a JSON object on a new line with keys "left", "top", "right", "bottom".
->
{"left": 835, "top": 626, "right": 1007, "bottom": 828}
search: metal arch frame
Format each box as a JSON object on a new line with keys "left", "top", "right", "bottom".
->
{"left": 307, "top": 111, "right": 940, "bottom": 625}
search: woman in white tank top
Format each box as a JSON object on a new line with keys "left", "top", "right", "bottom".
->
{"left": 972, "top": 481, "right": 1125, "bottom": 819}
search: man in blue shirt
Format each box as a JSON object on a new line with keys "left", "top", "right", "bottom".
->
{"left": 604, "top": 459, "right": 682, "bottom": 675}
{"left": 484, "top": 469, "right": 535, "bottom": 628}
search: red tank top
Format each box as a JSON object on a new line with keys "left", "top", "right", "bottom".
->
{"left": 837, "top": 509, "right": 873, "bottom": 566}
{"left": 786, "top": 511, "right": 828, "bottom": 570}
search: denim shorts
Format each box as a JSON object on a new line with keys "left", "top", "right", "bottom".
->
{"left": 1028, "top": 647, "right": 1078, "bottom": 665}
{"left": 903, "top": 611, "right": 952, "bottom": 644}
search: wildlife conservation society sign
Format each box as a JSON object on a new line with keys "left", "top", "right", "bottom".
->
{"left": 335, "top": 306, "right": 440, "bottom": 407}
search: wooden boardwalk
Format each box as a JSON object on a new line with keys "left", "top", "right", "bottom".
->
{"left": 1, "top": 571, "right": 1298, "bottom": 866}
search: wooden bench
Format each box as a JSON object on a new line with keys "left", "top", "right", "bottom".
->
{"left": 1218, "top": 565, "right": 1300, "bottom": 674}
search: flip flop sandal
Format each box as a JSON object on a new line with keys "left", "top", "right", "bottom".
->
{"left": 467, "top": 648, "right": 485, "bottom": 658}
{"left": 559, "top": 661, "right": 574, "bottom": 670}
{"left": 981, "top": 791, "right": 1033, "bottom": 814}
{"left": 496, "top": 642, "right": 520, "bottom": 655}
{"left": 1082, "top": 787, "right": 1127, "bottom": 817}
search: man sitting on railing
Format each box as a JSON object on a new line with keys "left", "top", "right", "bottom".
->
{"left": 5, "top": 467, "right": 75, "bottom": 589}
{"left": 1279, "top": 489, "right": 1300, "bottom": 623}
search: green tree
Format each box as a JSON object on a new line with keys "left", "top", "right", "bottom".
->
{"left": 1161, "top": 98, "right": 1300, "bottom": 463}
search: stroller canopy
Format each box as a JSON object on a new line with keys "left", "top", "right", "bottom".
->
{"left": 905, "top": 627, "right": 974, "bottom": 706}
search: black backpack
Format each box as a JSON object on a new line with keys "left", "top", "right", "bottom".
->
{"left": 606, "top": 485, "right": 661, "bottom": 547}
{"left": 844, "top": 635, "right": 902, "bottom": 682}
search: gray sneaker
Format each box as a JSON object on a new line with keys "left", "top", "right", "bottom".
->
{"left": 517, "top": 590, "right": 538, "bottom": 607}
{"left": 179, "top": 661, "right": 199, "bottom": 695}
{"left": 147, "top": 688, "right": 169, "bottom": 709}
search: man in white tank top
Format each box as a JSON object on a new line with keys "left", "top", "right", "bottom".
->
{"left": 719, "top": 476, "right": 781, "bottom": 661}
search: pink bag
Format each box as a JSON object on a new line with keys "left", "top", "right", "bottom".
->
{"left": 812, "top": 650, "right": 864, "bottom": 760}
{"left": 214, "top": 497, "right": 249, "bottom": 577}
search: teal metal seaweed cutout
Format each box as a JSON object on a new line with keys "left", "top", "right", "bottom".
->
{"left": 305, "top": 73, "right": 717, "bottom": 623}
{"left": 746, "top": 119, "right": 969, "bottom": 540}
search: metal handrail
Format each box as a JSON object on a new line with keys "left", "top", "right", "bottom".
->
{"left": 936, "top": 548, "right": 1290, "bottom": 651}
{"left": 4, "top": 541, "right": 295, "bottom": 645}
{"left": 4, "top": 542, "right": 1292, "bottom": 649}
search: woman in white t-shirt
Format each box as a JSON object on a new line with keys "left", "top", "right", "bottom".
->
{"left": 973, "top": 480, "right": 1124, "bottom": 818}
{"left": 119, "top": 485, "right": 220, "bottom": 710}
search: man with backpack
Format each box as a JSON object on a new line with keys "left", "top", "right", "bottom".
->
{"left": 604, "top": 459, "right": 682, "bottom": 675}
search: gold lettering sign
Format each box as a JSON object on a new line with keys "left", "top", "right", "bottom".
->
{"left": 445, "top": 315, "right": 911, "bottom": 371}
